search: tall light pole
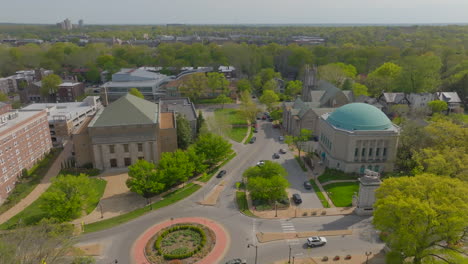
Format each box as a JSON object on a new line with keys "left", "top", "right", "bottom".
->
{"left": 288, "top": 245, "right": 292, "bottom": 263}
{"left": 247, "top": 243, "right": 258, "bottom": 264}
{"left": 365, "top": 251, "right": 372, "bottom": 264}
{"left": 99, "top": 201, "right": 103, "bottom": 218}
{"left": 275, "top": 201, "right": 278, "bottom": 217}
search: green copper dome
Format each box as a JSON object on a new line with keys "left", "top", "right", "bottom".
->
{"left": 326, "top": 103, "right": 392, "bottom": 131}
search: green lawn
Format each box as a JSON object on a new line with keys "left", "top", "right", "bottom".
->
{"left": 214, "top": 109, "right": 247, "bottom": 125}
{"left": 295, "top": 156, "right": 307, "bottom": 172}
{"left": 198, "top": 152, "right": 237, "bottom": 183}
{"left": 322, "top": 182, "right": 359, "bottom": 207}
{"left": 318, "top": 168, "right": 360, "bottom": 184}
{"left": 236, "top": 191, "right": 255, "bottom": 217}
{"left": 83, "top": 183, "right": 201, "bottom": 234}
{"left": 244, "top": 127, "right": 254, "bottom": 145}
{"left": 309, "top": 180, "right": 330, "bottom": 208}
{"left": 195, "top": 98, "right": 234, "bottom": 104}
{"left": 228, "top": 127, "right": 249, "bottom": 142}
{"left": 1, "top": 177, "right": 106, "bottom": 230}
{"left": 0, "top": 148, "right": 62, "bottom": 215}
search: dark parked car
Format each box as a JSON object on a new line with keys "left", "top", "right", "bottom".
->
{"left": 226, "top": 259, "right": 247, "bottom": 264}
{"left": 292, "top": 193, "right": 302, "bottom": 204}
{"left": 249, "top": 136, "right": 257, "bottom": 143}
{"left": 253, "top": 128, "right": 258, "bottom": 133}
{"left": 268, "top": 118, "right": 273, "bottom": 122}
{"left": 273, "top": 153, "right": 280, "bottom": 159}
{"left": 304, "top": 181, "right": 312, "bottom": 190}
{"left": 216, "top": 170, "right": 227, "bottom": 178}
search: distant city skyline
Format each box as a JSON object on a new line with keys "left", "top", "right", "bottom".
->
{"left": 1, "top": 0, "right": 468, "bottom": 25}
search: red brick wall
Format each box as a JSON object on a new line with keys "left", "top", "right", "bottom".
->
{"left": 0, "top": 110, "right": 52, "bottom": 203}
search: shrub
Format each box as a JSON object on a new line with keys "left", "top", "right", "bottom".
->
{"left": 154, "top": 225, "right": 207, "bottom": 260}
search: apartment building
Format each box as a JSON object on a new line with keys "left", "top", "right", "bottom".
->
{"left": 0, "top": 104, "right": 52, "bottom": 204}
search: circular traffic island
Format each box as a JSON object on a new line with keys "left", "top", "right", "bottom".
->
{"left": 144, "top": 223, "right": 216, "bottom": 263}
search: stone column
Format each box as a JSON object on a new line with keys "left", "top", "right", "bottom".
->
{"left": 355, "top": 169, "right": 382, "bottom": 216}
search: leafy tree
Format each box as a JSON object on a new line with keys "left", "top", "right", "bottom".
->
{"left": 129, "top": 87, "right": 144, "bottom": 99}
{"left": 176, "top": 113, "right": 192, "bottom": 150}
{"left": 318, "top": 62, "right": 356, "bottom": 87}
{"left": 260, "top": 90, "right": 279, "bottom": 111}
{"left": 240, "top": 91, "right": 259, "bottom": 123}
{"left": 84, "top": 65, "right": 101, "bottom": 84}
{"left": 398, "top": 55, "right": 442, "bottom": 93}
{"left": 374, "top": 174, "right": 468, "bottom": 264}
{"left": 40, "top": 174, "right": 97, "bottom": 221}
{"left": 352, "top": 82, "right": 369, "bottom": 96}
{"left": 253, "top": 68, "right": 281, "bottom": 91}
{"left": 366, "top": 62, "right": 402, "bottom": 96}
{"left": 194, "top": 133, "right": 233, "bottom": 166}
{"left": 216, "top": 94, "right": 231, "bottom": 109}
{"left": 285, "top": 80, "right": 302, "bottom": 97}
{"left": 156, "top": 150, "right": 194, "bottom": 187}
{"left": 342, "top": 78, "right": 353, "bottom": 90}
{"left": 207, "top": 72, "right": 229, "bottom": 96}
{"left": 196, "top": 110, "right": 205, "bottom": 136}
{"left": 263, "top": 79, "right": 278, "bottom": 91}
{"left": 428, "top": 100, "right": 448, "bottom": 114}
{"left": 285, "top": 128, "right": 312, "bottom": 158}
{"left": 180, "top": 73, "right": 207, "bottom": 101}
{"left": 236, "top": 78, "right": 252, "bottom": 93}
{"left": 0, "top": 219, "right": 78, "bottom": 264}
{"left": 40, "top": 74, "right": 62, "bottom": 97}
{"left": 187, "top": 146, "right": 207, "bottom": 176}
{"left": 243, "top": 161, "right": 289, "bottom": 203}
{"left": 395, "top": 120, "right": 430, "bottom": 173}
{"left": 413, "top": 147, "right": 468, "bottom": 181}
{"left": 126, "top": 160, "right": 165, "bottom": 198}
{"left": 0, "top": 92, "right": 8, "bottom": 102}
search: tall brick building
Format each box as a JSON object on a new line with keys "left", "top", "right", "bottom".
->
{"left": 0, "top": 103, "right": 52, "bottom": 204}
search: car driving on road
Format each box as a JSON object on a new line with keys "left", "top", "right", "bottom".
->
{"left": 225, "top": 259, "right": 247, "bottom": 264}
{"left": 256, "top": 160, "right": 265, "bottom": 166}
{"left": 279, "top": 136, "right": 284, "bottom": 141}
{"left": 304, "top": 181, "right": 312, "bottom": 190}
{"left": 216, "top": 170, "right": 226, "bottom": 178}
{"left": 249, "top": 136, "right": 256, "bottom": 143}
{"left": 279, "top": 148, "right": 287, "bottom": 154}
{"left": 307, "top": 236, "right": 327, "bottom": 247}
{"left": 273, "top": 153, "right": 280, "bottom": 159}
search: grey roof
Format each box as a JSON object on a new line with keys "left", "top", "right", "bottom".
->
{"left": 309, "top": 91, "right": 325, "bottom": 103}
{"left": 311, "top": 108, "right": 336, "bottom": 117}
{"left": 437, "top": 92, "right": 461, "bottom": 103}
{"left": 159, "top": 97, "right": 197, "bottom": 122}
{"left": 382, "top": 93, "right": 406, "bottom": 103}
{"left": 317, "top": 80, "right": 341, "bottom": 106}
{"left": 342, "top": 90, "right": 354, "bottom": 102}
{"left": 89, "top": 94, "right": 158, "bottom": 127}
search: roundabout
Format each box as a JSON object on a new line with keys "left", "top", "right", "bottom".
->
{"left": 133, "top": 217, "right": 229, "bottom": 264}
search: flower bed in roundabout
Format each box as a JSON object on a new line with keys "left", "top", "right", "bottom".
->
{"left": 146, "top": 223, "right": 215, "bottom": 263}
{"left": 133, "top": 217, "right": 229, "bottom": 264}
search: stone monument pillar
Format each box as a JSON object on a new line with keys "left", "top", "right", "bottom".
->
{"left": 354, "top": 169, "right": 382, "bottom": 216}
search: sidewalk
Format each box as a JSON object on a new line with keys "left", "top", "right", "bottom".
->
{"left": 257, "top": 229, "right": 354, "bottom": 243}
{"left": 273, "top": 253, "right": 386, "bottom": 264}
{"left": 0, "top": 142, "right": 73, "bottom": 224}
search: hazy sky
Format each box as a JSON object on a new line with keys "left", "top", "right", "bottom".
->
{"left": 2, "top": 0, "right": 468, "bottom": 24}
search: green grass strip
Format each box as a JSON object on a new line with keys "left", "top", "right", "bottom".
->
{"left": 309, "top": 180, "right": 330, "bottom": 208}
{"left": 322, "top": 182, "right": 359, "bottom": 207}
{"left": 83, "top": 183, "right": 201, "bottom": 234}
{"left": 317, "top": 168, "right": 359, "bottom": 184}
{"left": 294, "top": 156, "right": 307, "bottom": 172}
{"left": 244, "top": 126, "right": 254, "bottom": 145}
{"left": 236, "top": 191, "right": 255, "bottom": 217}
{"left": 198, "top": 152, "right": 237, "bottom": 183}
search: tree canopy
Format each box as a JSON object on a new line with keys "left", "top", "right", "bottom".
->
{"left": 129, "top": 87, "right": 144, "bottom": 98}
{"left": 374, "top": 174, "right": 468, "bottom": 264}
{"left": 40, "top": 73, "right": 62, "bottom": 97}
{"left": 176, "top": 113, "right": 192, "bottom": 150}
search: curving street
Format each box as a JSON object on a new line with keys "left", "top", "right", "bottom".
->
{"left": 78, "top": 112, "right": 384, "bottom": 264}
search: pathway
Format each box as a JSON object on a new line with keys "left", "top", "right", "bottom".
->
{"left": 0, "top": 141, "right": 73, "bottom": 224}
{"left": 321, "top": 179, "right": 359, "bottom": 186}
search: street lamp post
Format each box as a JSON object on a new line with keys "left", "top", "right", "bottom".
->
{"left": 288, "top": 245, "right": 292, "bottom": 263}
{"left": 292, "top": 256, "right": 295, "bottom": 264}
{"left": 365, "top": 251, "right": 372, "bottom": 264}
{"left": 247, "top": 243, "right": 258, "bottom": 264}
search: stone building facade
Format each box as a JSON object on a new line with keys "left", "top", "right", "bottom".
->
{"left": 317, "top": 103, "right": 400, "bottom": 174}
{"left": 73, "top": 94, "right": 177, "bottom": 170}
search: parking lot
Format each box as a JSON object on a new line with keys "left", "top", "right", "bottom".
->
{"left": 249, "top": 118, "right": 323, "bottom": 209}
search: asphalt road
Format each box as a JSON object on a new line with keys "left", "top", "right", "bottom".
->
{"left": 78, "top": 114, "right": 384, "bottom": 264}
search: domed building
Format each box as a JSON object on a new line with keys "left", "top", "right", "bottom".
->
{"left": 317, "top": 103, "right": 400, "bottom": 173}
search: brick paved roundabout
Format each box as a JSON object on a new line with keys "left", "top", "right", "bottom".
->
{"left": 132, "top": 217, "right": 230, "bottom": 264}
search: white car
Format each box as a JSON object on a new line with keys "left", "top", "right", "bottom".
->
{"left": 256, "top": 160, "right": 266, "bottom": 166}
{"left": 279, "top": 136, "right": 284, "bottom": 141}
{"left": 307, "top": 236, "right": 327, "bottom": 247}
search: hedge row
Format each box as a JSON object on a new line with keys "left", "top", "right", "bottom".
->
{"left": 154, "top": 225, "right": 207, "bottom": 260}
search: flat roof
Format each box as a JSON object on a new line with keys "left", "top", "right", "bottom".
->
{"left": 21, "top": 101, "right": 95, "bottom": 121}
{"left": 59, "top": 82, "right": 81, "bottom": 87}
{"left": 0, "top": 110, "right": 44, "bottom": 136}
{"left": 160, "top": 112, "right": 174, "bottom": 129}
